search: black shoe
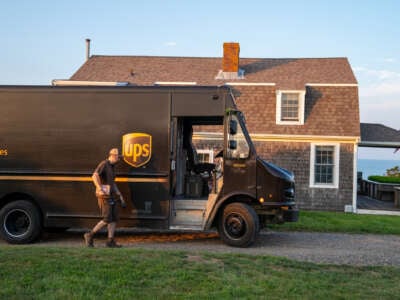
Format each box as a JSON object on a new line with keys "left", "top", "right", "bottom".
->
{"left": 84, "top": 232, "right": 94, "bottom": 248}
{"left": 106, "top": 239, "right": 122, "bottom": 248}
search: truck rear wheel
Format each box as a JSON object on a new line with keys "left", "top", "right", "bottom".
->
{"left": 0, "top": 200, "right": 42, "bottom": 244}
{"left": 218, "top": 202, "right": 259, "bottom": 247}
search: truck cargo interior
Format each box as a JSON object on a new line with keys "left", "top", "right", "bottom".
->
{"left": 169, "top": 116, "right": 223, "bottom": 229}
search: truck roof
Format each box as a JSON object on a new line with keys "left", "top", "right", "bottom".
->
{"left": 0, "top": 84, "right": 232, "bottom": 93}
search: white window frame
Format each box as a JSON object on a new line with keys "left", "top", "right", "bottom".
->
{"left": 276, "top": 90, "right": 305, "bottom": 125}
{"left": 310, "top": 143, "right": 340, "bottom": 189}
{"left": 197, "top": 149, "right": 214, "bottom": 163}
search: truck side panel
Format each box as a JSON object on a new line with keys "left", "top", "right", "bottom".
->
{"left": 0, "top": 89, "right": 170, "bottom": 173}
{"left": 172, "top": 91, "right": 225, "bottom": 116}
{"left": 0, "top": 87, "right": 170, "bottom": 228}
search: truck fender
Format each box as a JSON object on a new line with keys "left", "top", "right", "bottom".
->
{"left": 204, "top": 191, "right": 256, "bottom": 230}
{"left": 0, "top": 193, "right": 38, "bottom": 210}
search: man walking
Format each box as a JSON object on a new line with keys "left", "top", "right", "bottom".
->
{"left": 84, "top": 148, "right": 126, "bottom": 248}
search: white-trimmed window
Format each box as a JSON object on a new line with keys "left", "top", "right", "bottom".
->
{"left": 276, "top": 90, "right": 305, "bottom": 125}
{"left": 310, "top": 143, "right": 340, "bottom": 188}
{"left": 197, "top": 149, "right": 214, "bottom": 163}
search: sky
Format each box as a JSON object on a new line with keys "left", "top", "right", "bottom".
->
{"left": 1, "top": 0, "right": 399, "bottom": 159}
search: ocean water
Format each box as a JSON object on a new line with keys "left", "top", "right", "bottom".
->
{"left": 357, "top": 159, "right": 400, "bottom": 179}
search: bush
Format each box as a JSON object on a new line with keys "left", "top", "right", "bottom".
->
{"left": 386, "top": 166, "right": 400, "bottom": 177}
{"left": 367, "top": 175, "right": 400, "bottom": 184}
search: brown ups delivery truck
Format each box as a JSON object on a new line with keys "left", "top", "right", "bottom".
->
{"left": 0, "top": 85, "right": 298, "bottom": 247}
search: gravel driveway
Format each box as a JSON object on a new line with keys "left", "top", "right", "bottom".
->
{"left": 2, "top": 230, "right": 400, "bottom": 267}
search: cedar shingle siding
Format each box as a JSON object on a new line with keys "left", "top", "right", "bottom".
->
{"left": 70, "top": 50, "right": 359, "bottom": 211}
{"left": 255, "top": 141, "right": 355, "bottom": 210}
{"left": 231, "top": 85, "right": 359, "bottom": 136}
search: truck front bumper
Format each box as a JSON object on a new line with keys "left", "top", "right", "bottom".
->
{"left": 255, "top": 204, "right": 299, "bottom": 224}
{"left": 282, "top": 206, "right": 299, "bottom": 222}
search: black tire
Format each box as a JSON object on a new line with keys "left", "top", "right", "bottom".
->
{"left": 0, "top": 200, "right": 42, "bottom": 244}
{"left": 218, "top": 202, "right": 259, "bottom": 247}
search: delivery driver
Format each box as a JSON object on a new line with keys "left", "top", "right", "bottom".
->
{"left": 84, "top": 148, "right": 127, "bottom": 248}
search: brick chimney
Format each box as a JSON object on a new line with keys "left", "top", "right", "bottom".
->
{"left": 222, "top": 42, "right": 240, "bottom": 73}
{"left": 215, "top": 42, "right": 244, "bottom": 80}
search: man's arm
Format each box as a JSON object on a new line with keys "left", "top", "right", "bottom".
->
{"left": 92, "top": 172, "right": 105, "bottom": 195}
{"left": 113, "top": 183, "right": 126, "bottom": 207}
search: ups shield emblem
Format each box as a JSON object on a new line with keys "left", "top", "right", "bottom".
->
{"left": 122, "top": 133, "right": 152, "bottom": 168}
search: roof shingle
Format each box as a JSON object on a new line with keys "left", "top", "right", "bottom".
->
{"left": 360, "top": 123, "right": 400, "bottom": 143}
{"left": 70, "top": 56, "right": 357, "bottom": 89}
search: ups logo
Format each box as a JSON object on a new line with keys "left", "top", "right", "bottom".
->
{"left": 122, "top": 133, "right": 152, "bottom": 168}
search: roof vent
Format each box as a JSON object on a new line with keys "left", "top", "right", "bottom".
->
{"left": 85, "top": 38, "right": 91, "bottom": 61}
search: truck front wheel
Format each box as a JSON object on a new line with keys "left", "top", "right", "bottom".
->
{"left": 0, "top": 200, "right": 42, "bottom": 244}
{"left": 218, "top": 202, "right": 259, "bottom": 247}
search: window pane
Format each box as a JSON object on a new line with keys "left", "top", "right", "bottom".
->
{"left": 198, "top": 153, "right": 210, "bottom": 163}
{"left": 281, "top": 93, "right": 299, "bottom": 121}
{"left": 226, "top": 114, "right": 250, "bottom": 159}
{"left": 314, "top": 146, "right": 334, "bottom": 184}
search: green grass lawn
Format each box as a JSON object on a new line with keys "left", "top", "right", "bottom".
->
{"left": 270, "top": 210, "right": 400, "bottom": 235}
{"left": 1, "top": 246, "right": 400, "bottom": 299}
{"left": 2, "top": 211, "right": 400, "bottom": 299}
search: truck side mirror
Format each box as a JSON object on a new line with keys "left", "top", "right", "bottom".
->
{"left": 229, "top": 140, "right": 237, "bottom": 150}
{"left": 229, "top": 120, "right": 237, "bottom": 135}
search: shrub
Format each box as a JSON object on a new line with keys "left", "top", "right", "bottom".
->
{"left": 367, "top": 175, "right": 400, "bottom": 184}
{"left": 386, "top": 166, "right": 400, "bottom": 177}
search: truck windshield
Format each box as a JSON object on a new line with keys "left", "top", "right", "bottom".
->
{"left": 226, "top": 113, "right": 250, "bottom": 159}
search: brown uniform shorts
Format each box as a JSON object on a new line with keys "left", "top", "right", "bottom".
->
{"left": 97, "top": 196, "right": 119, "bottom": 223}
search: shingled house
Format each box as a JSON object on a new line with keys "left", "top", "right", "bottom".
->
{"left": 65, "top": 42, "right": 360, "bottom": 211}
{"left": 360, "top": 123, "right": 400, "bottom": 147}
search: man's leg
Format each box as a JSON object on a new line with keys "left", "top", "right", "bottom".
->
{"left": 92, "top": 220, "right": 108, "bottom": 234}
{"left": 84, "top": 220, "right": 107, "bottom": 247}
{"left": 105, "top": 204, "right": 121, "bottom": 248}
{"left": 107, "top": 222, "right": 116, "bottom": 239}
{"left": 106, "top": 222, "right": 121, "bottom": 247}
{"left": 84, "top": 197, "right": 109, "bottom": 248}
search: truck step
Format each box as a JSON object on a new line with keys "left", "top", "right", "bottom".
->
{"left": 173, "top": 199, "right": 207, "bottom": 210}
{"left": 170, "top": 209, "right": 204, "bottom": 226}
{"left": 169, "top": 225, "right": 203, "bottom": 231}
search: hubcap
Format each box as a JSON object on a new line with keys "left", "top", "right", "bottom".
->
{"left": 4, "top": 209, "right": 31, "bottom": 238}
{"left": 225, "top": 213, "right": 246, "bottom": 238}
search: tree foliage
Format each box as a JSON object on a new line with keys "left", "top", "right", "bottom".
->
{"left": 386, "top": 166, "right": 400, "bottom": 177}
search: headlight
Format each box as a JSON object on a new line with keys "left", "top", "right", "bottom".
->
{"left": 284, "top": 187, "right": 295, "bottom": 199}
